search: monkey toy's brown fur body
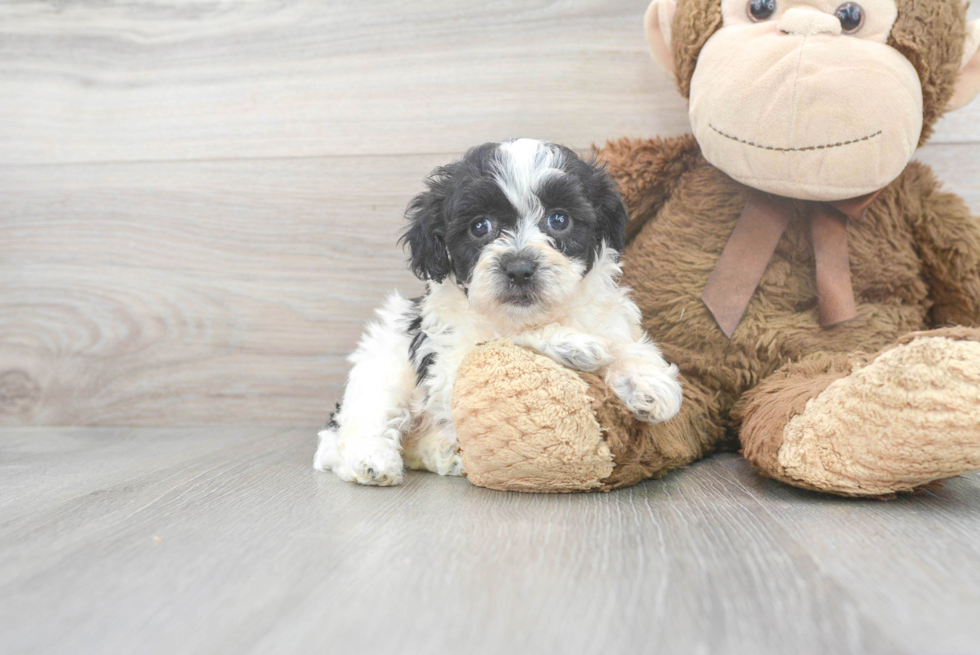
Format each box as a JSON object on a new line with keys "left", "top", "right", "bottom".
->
{"left": 602, "top": 135, "right": 980, "bottom": 495}
{"left": 451, "top": 0, "right": 980, "bottom": 496}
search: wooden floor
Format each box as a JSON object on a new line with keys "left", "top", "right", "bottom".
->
{"left": 2, "top": 427, "right": 980, "bottom": 655}
{"left": 3, "top": 3, "right": 980, "bottom": 653}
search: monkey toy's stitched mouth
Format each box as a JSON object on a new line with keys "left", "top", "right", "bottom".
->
{"left": 709, "top": 124, "right": 883, "bottom": 153}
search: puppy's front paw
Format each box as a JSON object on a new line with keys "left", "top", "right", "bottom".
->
{"left": 549, "top": 333, "right": 614, "bottom": 372}
{"left": 336, "top": 437, "right": 405, "bottom": 486}
{"left": 613, "top": 369, "right": 683, "bottom": 423}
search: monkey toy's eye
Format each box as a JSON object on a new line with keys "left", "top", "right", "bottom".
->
{"left": 747, "top": 0, "right": 777, "bottom": 22}
{"left": 547, "top": 212, "right": 570, "bottom": 231}
{"left": 835, "top": 3, "right": 865, "bottom": 34}
{"left": 471, "top": 218, "right": 492, "bottom": 237}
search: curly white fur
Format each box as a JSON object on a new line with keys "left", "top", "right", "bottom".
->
{"left": 316, "top": 247, "right": 682, "bottom": 486}
{"left": 316, "top": 140, "right": 682, "bottom": 486}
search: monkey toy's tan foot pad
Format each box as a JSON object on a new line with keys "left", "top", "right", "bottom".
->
{"left": 451, "top": 340, "right": 718, "bottom": 493}
{"left": 451, "top": 340, "right": 616, "bottom": 493}
{"left": 743, "top": 328, "right": 980, "bottom": 497}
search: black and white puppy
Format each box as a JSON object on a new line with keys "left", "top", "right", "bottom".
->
{"left": 315, "top": 139, "right": 683, "bottom": 486}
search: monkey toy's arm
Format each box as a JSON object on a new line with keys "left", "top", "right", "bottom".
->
{"left": 906, "top": 161, "right": 980, "bottom": 328}
{"left": 599, "top": 134, "right": 703, "bottom": 244}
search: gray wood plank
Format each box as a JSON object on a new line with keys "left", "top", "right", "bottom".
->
{"left": 1, "top": 145, "right": 977, "bottom": 427}
{"left": 915, "top": 144, "right": 980, "bottom": 206}
{"left": 0, "top": 155, "right": 431, "bottom": 427}
{"left": 709, "top": 458, "right": 980, "bottom": 655}
{"left": 3, "top": 428, "right": 979, "bottom": 655}
{"left": 1, "top": 0, "right": 977, "bottom": 166}
{"left": 0, "top": 426, "right": 271, "bottom": 520}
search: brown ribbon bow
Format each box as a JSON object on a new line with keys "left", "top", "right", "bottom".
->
{"left": 702, "top": 190, "right": 882, "bottom": 339}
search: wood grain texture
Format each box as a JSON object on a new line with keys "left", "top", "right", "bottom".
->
{"left": 2, "top": 427, "right": 979, "bottom": 655}
{"left": 0, "top": 155, "right": 433, "bottom": 426}
{"left": 3, "top": 5, "right": 979, "bottom": 653}
{"left": 0, "top": 0, "right": 979, "bottom": 426}
{"left": 0, "top": 1, "right": 978, "bottom": 166}
{"left": 0, "top": 0, "right": 684, "bottom": 165}
{"left": 1, "top": 145, "right": 977, "bottom": 426}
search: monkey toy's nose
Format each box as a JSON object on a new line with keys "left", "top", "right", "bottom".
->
{"left": 779, "top": 8, "right": 842, "bottom": 37}
{"left": 503, "top": 257, "right": 538, "bottom": 286}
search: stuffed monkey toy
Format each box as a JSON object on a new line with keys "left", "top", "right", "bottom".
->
{"left": 451, "top": 0, "right": 980, "bottom": 495}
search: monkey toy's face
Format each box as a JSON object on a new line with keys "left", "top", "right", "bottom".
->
{"left": 646, "top": 0, "right": 980, "bottom": 201}
{"left": 694, "top": 0, "right": 919, "bottom": 201}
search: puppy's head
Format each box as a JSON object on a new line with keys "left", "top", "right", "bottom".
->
{"left": 400, "top": 139, "right": 628, "bottom": 326}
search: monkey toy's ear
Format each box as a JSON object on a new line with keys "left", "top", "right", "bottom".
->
{"left": 645, "top": 0, "right": 678, "bottom": 78}
{"left": 949, "top": 20, "right": 980, "bottom": 111}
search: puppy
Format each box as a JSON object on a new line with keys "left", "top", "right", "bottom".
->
{"left": 314, "top": 139, "right": 683, "bottom": 486}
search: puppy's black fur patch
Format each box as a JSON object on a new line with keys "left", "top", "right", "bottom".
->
{"left": 324, "top": 402, "right": 341, "bottom": 431}
{"left": 400, "top": 141, "right": 628, "bottom": 284}
{"left": 405, "top": 296, "right": 435, "bottom": 385}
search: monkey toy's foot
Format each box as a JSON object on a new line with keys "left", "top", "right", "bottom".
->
{"left": 741, "top": 328, "right": 980, "bottom": 497}
{"left": 451, "top": 340, "right": 720, "bottom": 493}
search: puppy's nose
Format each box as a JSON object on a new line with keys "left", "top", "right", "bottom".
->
{"left": 503, "top": 257, "right": 538, "bottom": 286}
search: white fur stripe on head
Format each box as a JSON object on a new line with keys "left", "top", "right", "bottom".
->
{"left": 493, "top": 139, "right": 565, "bottom": 219}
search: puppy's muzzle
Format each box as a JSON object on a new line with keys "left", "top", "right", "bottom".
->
{"left": 497, "top": 250, "right": 542, "bottom": 306}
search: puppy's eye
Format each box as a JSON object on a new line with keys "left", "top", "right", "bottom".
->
{"left": 470, "top": 218, "right": 492, "bottom": 238}
{"left": 747, "top": 0, "right": 776, "bottom": 21}
{"left": 835, "top": 3, "right": 864, "bottom": 34}
{"left": 547, "top": 212, "right": 570, "bottom": 232}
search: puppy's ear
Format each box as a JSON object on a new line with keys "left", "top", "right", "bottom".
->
{"left": 596, "top": 185, "right": 628, "bottom": 254}
{"left": 586, "top": 163, "right": 629, "bottom": 254}
{"left": 400, "top": 169, "right": 453, "bottom": 282}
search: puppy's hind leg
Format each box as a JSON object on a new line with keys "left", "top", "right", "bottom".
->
{"left": 314, "top": 405, "right": 345, "bottom": 473}
{"left": 314, "top": 294, "right": 421, "bottom": 486}
{"left": 403, "top": 422, "right": 465, "bottom": 478}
